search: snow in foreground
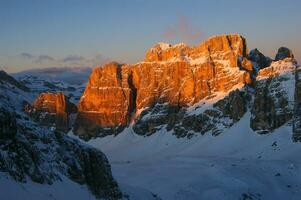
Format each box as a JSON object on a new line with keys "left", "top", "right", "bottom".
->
{"left": 0, "top": 173, "right": 96, "bottom": 200}
{"left": 3, "top": 111, "right": 301, "bottom": 200}
{"left": 86, "top": 112, "right": 301, "bottom": 200}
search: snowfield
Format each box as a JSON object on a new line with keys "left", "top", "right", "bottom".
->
{"left": 0, "top": 173, "right": 96, "bottom": 200}
{"left": 2, "top": 57, "right": 300, "bottom": 199}
{"left": 81, "top": 112, "right": 301, "bottom": 200}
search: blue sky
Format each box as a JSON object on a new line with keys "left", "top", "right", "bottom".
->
{"left": 0, "top": 0, "right": 300, "bottom": 72}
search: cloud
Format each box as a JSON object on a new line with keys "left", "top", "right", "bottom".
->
{"left": 88, "top": 53, "right": 110, "bottom": 66}
{"left": 63, "top": 55, "right": 85, "bottom": 62}
{"left": 20, "top": 53, "right": 54, "bottom": 64}
{"left": 18, "top": 52, "right": 109, "bottom": 67}
{"left": 163, "top": 14, "right": 204, "bottom": 44}
{"left": 20, "top": 52, "right": 34, "bottom": 59}
{"left": 35, "top": 55, "right": 55, "bottom": 64}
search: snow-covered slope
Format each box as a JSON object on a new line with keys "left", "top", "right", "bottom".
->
{"left": 2, "top": 40, "right": 300, "bottom": 200}
{"left": 69, "top": 56, "right": 301, "bottom": 200}
{"left": 0, "top": 173, "right": 97, "bottom": 200}
{"left": 81, "top": 112, "right": 301, "bottom": 200}
{"left": 11, "top": 67, "right": 90, "bottom": 103}
{"left": 0, "top": 71, "right": 123, "bottom": 200}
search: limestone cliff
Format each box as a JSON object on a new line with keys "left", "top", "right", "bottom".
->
{"left": 29, "top": 92, "right": 77, "bottom": 132}
{"left": 74, "top": 34, "right": 254, "bottom": 138}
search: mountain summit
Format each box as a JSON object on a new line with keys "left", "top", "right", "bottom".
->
{"left": 73, "top": 34, "right": 299, "bottom": 140}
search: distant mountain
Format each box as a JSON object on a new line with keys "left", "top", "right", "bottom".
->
{"left": 12, "top": 66, "right": 92, "bottom": 85}
{"left": 10, "top": 67, "right": 91, "bottom": 103}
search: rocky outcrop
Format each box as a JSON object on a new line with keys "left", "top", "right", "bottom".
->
{"left": 251, "top": 57, "right": 296, "bottom": 133}
{"left": 214, "top": 89, "right": 249, "bottom": 122}
{"left": 133, "top": 88, "right": 249, "bottom": 137}
{"left": 0, "top": 107, "right": 122, "bottom": 199}
{"left": 248, "top": 48, "right": 272, "bottom": 69}
{"left": 293, "top": 62, "right": 301, "bottom": 141}
{"left": 0, "top": 108, "right": 17, "bottom": 139}
{"left": 74, "top": 62, "right": 134, "bottom": 139}
{"left": 0, "top": 74, "right": 122, "bottom": 199}
{"left": 74, "top": 34, "right": 254, "bottom": 138}
{"left": 29, "top": 92, "right": 77, "bottom": 132}
{"left": 275, "top": 47, "right": 294, "bottom": 61}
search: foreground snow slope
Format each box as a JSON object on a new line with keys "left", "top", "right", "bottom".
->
{"left": 0, "top": 173, "right": 158, "bottom": 200}
{"left": 84, "top": 112, "right": 301, "bottom": 200}
{"left": 0, "top": 174, "right": 97, "bottom": 200}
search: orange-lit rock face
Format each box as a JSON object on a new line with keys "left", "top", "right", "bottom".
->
{"left": 33, "top": 92, "right": 65, "bottom": 113}
{"left": 32, "top": 92, "right": 77, "bottom": 131}
{"left": 77, "top": 62, "right": 134, "bottom": 128}
{"left": 75, "top": 34, "right": 254, "bottom": 137}
{"left": 135, "top": 34, "right": 251, "bottom": 108}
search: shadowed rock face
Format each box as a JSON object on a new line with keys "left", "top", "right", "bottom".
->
{"left": 251, "top": 56, "right": 297, "bottom": 134}
{"left": 30, "top": 92, "right": 77, "bottom": 132}
{"left": 275, "top": 47, "right": 294, "bottom": 61}
{"left": 293, "top": 62, "right": 301, "bottom": 141}
{"left": 0, "top": 108, "right": 122, "bottom": 199}
{"left": 0, "top": 72, "right": 122, "bottom": 199}
{"left": 248, "top": 48, "right": 272, "bottom": 69}
{"left": 0, "top": 108, "right": 17, "bottom": 139}
{"left": 0, "top": 70, "right": 29, "bottom": 91}
{"left": 133, "top": 89, "right": 250, "bottom": 138}
{"left": 74, "top": 34, "right": 254, "bottom": 138}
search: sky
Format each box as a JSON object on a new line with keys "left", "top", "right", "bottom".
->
{"left": 0, "top": 0, "right": 300, "bottom": 73}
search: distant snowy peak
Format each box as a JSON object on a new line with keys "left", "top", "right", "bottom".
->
{"left": 12, "top": 66, "right": 92, "bottom": 85}
{"left": 11, "top": 67, "right": 89, "bottom": 103}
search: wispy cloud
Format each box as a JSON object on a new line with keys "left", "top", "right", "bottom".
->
{"left": 35, "top": 55, "right": 55, "bottom": 64}
{"left": 163, "top": 14, "right": 204, "bottom": 44}
{"left": 18, "top": 52, "right": 109, "bottom": 67}
{"left": 88, "top": 53, "right": 110, "bottom": 66}
{"left": 63, "top": 55, "right": 85, "bottom": 62}
{"left": 20, "top": 52, "right": 34, "bottom": 59}
{"left": 20, "top": 53, "right": 54, "bottom": 64}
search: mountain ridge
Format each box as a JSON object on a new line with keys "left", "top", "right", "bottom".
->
{"left": 72, "top": 34, "right": 299, "bottom": 140}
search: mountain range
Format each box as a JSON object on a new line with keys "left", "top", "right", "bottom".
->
{"left": 1, "top": 34, "right": 301, "bottom": 200}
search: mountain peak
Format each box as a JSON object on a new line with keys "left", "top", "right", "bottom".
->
{"left": 144, "top": 34, "right": 247, "bottom": 63}
{"left": 74, "top": 34, "right": 253, "bottom": 138}
{"left": 275, "top": 47, "right": 294, "bottom": 61}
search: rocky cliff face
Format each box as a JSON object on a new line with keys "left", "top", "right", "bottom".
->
{"left": 74, "top": 34, "right": 254, "bottom": 138}
{"left": 293, "top": 59, "right": 301, "bottom": 141}
{"left": 133, "top": 88, "right": 250, "bottom": 138}
{"left": 250, "top": 58, "right": 296, "bottom": 133}
{"left": 0, "top": 72, "right": 122, "bottom": 199}
{"left": 250, "top": 47, "right": 297, "bottom": 134}
{"left": 29, "top": 92, "right": 77, "bottom": 132}
{"left": 74, "top": 34, "right": 299, "bottom": 141}
{"left": 75, "top": 62, "right": 134, "bottom": 139}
